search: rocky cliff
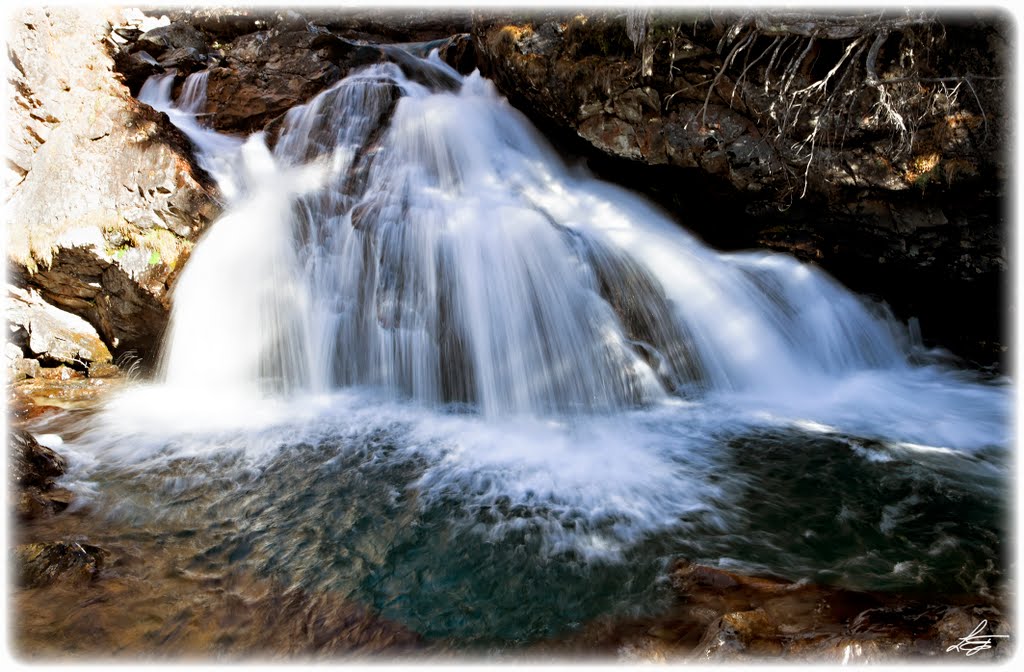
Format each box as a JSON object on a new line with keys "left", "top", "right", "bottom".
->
{"left": 6, "top": 7, "right": 220, "bottom": 371}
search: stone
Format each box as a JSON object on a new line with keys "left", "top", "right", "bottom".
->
{"left": 16, "top": 487, "right": 73, "bottom": 520}
{"left": 88, "top": 361, "right": 120, "bottom": 378}
{"left": 133, "top": 21, "right": 209, "bottom": 58}
{"left": 9, "top": 428, "right": 73, "bottom": 520}
{"left": 6, "top": 285, "right": 112, "bottom": 368}
{"left": 9, "top": 428, "right": 67, "bottom": 490}
{"left": 13, "top": 542, "right": 107, "bottom": 589}
{"left": 157, "top": 46, "right": 208, "bottom": 73}
{"left": 111, "top": 49, "right": 164, "bottom": 93}
{"left": 203, "top": 28, "right": 353, "bottom": 134}
{"left": 438, "top": 33, "right": 476, "bottom": 74}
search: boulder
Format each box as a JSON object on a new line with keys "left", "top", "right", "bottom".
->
{"left": 6, "top": 284, "right": 112, "bottom": 368}
{"left": 9, "top": 429, "right": 66, "bottom": 490}
{"left": 132, "top": 21, "right": 209, "bottom": 59}
{"left": 203, "top": 28, "right": 386, "bottom": 134}
{"left": 9, "top": 428, "right": 73, "bottom": 520}
{"left": 6, "top": 7, "right": 220, "bottom": 365}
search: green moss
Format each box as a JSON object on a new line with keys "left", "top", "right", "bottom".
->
{"left": 135, "top": 228, "right": 183, "bottom": 270}
{"left": 913, "top": 164, "right": 942, "bottom": 191}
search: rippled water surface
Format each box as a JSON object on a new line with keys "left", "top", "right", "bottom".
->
{"left": 30, "top": 380, "right": 1006, "bottom": 651}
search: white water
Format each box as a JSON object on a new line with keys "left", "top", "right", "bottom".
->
{"left": 141, "top": 59, "right": 935, "bottom": 416}
{"left": 57, "top": 55, "right": 1010, "bottom": 569}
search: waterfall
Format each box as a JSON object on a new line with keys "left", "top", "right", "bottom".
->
{"left": 36, "top": 54, "right": 1007, "bottom": 631}
{"left": 143, "top": 58, "right": 962, "bottom": 418}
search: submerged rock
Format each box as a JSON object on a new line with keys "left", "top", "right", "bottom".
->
{"left": 537, "top": 561, "right": 1011, "bottom": 662}
{"left": 14, "top": 542, "right": 107, "bottom": 589}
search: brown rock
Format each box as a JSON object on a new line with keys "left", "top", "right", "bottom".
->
{"left": 203, "top": 28, "right": 351, "bottom": 134}
{"left": 9, "top": 429, "right": 66, "bottom": 490}
{"left": 88, "top": 361, "right": 120, "bottom": 378}
{"left": 16, "top": 486, "right": 73, "bottom": 520}
{"left": 14, "top": 542, "right": 107, "bottom": 589}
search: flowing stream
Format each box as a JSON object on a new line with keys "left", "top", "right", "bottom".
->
{"left": 41, "top": 52, "right": 1010, "bottom": 650}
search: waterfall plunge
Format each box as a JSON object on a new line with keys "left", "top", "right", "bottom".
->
{"left": 147, "top": 58, "right": 946, "bottom": 418}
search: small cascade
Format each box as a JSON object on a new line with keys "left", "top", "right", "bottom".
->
{"left": 143, "top": 59, "right": 952, "bottom": 417}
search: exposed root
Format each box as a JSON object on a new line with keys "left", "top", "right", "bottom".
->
{"left": 692, "top": 11, "right": 1001, "bottom": 199}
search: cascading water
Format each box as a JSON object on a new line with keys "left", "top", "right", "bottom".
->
{"left": 45, "top": 54, "right": 1010, "bottom": 648}
{"left": 147, "top": 58, "right": 916, "bottom": 416}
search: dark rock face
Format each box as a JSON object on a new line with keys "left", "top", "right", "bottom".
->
{"left": 7, "top": 8, "right": 220, "bottom": 365}
{"left": 471, "top": 11, "right": 1009, "bottom": 365}
{"left": 9, "top": 429, "right": 73, "bottom": 520}
{"left": 10, "top": 429, "right": 67, "bottom": 489}
{"left": 438, "top": 33, "right": 476, "bottom": 74}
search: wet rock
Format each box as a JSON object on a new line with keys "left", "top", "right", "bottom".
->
{"left": 203, "top": 28, "right": 352, "bottom": 134}
{"left": 543, "top": 561, "right": 1010, "bottom": 662}
{"left": 17, "top": 487, "right": 74, "bottom": 520}
{"left": 157, "top": 46, "right": 209, "bottom": 74}
{"left": 438, "top": 33, "right": 476, "bottom": 74}
{"left": 10, "top": 428, "right": 67, "bottom": 490}
{"left": 7, "top": 7, "right": 220, "bottom": 365}
{"left": 133, "top": 21, "right": 209, "bottom": 59}
{"left": 7, "top": 385, "right": 62, "bottom": 424}
{"left": 9, "top": 428, "right": 73, "bottom": 520}
{"left": 14, "top": 542, "right": 107, "bottom": 589}
{"left": 111, "top": 49, "right": 164, "bottom": 94}
{"left": 696, "top": 609, "right": 783, "bottom": 659}
{"left": 10, "top": 375, "right": 124, "bottom": 414}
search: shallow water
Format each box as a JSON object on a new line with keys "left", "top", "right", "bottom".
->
{"left": 26, "top": 378, "right": 1006, "bottom": 652}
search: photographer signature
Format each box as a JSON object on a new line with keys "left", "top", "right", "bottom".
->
{"left": 946, "top": 620, "right": 1009, "bottom": 656}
